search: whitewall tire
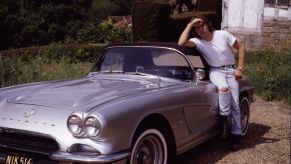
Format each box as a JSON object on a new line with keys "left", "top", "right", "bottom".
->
{"left": 240, "top": 97, "right": 250, "bottom": 136}
{"left": 130, "top": 129, "right": 168, "bottom": 164}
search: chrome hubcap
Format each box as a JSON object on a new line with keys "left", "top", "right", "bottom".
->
{"left": 133, "top": 135, "right": 164, "bottom": 164}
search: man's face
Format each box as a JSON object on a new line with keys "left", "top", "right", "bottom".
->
{"left": 194, "top": 22, "right": 208, "bottom": 37}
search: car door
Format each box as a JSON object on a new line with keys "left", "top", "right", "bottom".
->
{"left": 200, "top": 81, "right": 219, "bottom": 133}
{"left": 183, "top": 81, "right": 219, "bottom": 137}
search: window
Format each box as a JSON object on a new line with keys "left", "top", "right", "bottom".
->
{"left": 100, "top": 52, "right": 124, "bottom": 72}
{"left": 97, "top": 47, "right": 194, "bottom": 80}
{"left": 186, "top": 55, "right": 204, "bottom": 68}
{"left": 151, "top": 50, "right": 189, "bottom": 67}
{"left": 264, "top": 0, "right": 290, "bottom": 18}
{"left": 265, "top": 0, "right": 290, "bottom": 6}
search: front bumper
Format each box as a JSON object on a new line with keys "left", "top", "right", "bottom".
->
{"left": 50, "top": 150, "right": 130, "bottom": 163}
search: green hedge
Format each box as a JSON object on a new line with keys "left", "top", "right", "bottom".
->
{"left": 0, "top": 43, "right": 106, "bottom": 87}
{"left": 244, "top": 49, "right": 291, "bottom": 105}
{"left": 0, "top": 43, "right": 106, "bottom": 62}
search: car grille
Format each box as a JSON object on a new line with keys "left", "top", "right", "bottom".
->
{"left": 0, "top": 131, "right": 59, "bottom": 155}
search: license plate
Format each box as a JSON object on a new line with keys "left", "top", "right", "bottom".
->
{"left": 5, "top": 154, "right": 33, "bottom": 164}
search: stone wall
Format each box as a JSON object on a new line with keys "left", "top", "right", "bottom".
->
{"left": 231, "top": 19, "right": 291, "bottom": 51}
{"left": 261, "top": 19, "right": 291, "bottom": 50}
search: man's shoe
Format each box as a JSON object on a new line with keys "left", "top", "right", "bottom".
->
{"left": 230, "top": 134, "right": 243, "bottom": 151}
{"left": 219, "top": 116, "right": 231, "bottom": 138}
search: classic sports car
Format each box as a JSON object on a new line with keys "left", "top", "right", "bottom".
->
{"left": 0, "top": 42, "right": 255, "bottom": 164}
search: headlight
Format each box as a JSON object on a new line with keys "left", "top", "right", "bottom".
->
{"left": 67, "top": 115, "right": 85, "bottom": 137}
{"left": 84, "top": 116, "right": 101, "bottom": 138}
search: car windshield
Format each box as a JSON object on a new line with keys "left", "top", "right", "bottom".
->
{"left": 95, "top": 47, "right": 194, "bottom": 80}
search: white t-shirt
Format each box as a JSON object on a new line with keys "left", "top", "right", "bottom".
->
{"left": 189, "top": 30, "right": 236, "bottom": 67}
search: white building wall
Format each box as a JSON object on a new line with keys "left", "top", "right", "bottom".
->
{"left": 243, "top": 0, "right": 260, "bottom": 29}
{"left": 226, "top": 0, "right": 242, "bottom": 27}
{"left": 222, "top": 0, "right": 264, "bottom": 31}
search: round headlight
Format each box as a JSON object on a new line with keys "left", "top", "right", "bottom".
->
{"left": 85, "top": 116, "right": 101, "bottom": 138}
{"left": 67, "top": 115, "right": 84, "bottom": 137}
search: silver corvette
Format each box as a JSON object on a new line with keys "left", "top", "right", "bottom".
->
{"left": 0, "top": 42, "right": 255, "bottom": 164}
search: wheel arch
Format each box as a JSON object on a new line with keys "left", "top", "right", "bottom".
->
{"left": 240, "top": 91, "right": 249, "bottom": 100}
{"left": 130, "top": 113, "right": 177, "bottom": 154}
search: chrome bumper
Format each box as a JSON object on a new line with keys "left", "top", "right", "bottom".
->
{"left": 50, "top": 150, "right": 130, "bottom": 163}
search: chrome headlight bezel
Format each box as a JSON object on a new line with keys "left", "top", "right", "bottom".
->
{"left": 67, "top": 114, "right": 85, "bottom": 137}
{"left": 84, "top": 116, "right": 102, "bottom": 139}
{"left": 67, "top": 112, "right": 103, "bottom": 139}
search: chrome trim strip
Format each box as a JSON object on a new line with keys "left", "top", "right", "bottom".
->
{"left": 50, "top": 150, "right": 130, "bottom": 163}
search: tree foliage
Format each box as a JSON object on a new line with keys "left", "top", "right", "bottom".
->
{"left": 0, "top": 0, "right": 132, "bottom": 50}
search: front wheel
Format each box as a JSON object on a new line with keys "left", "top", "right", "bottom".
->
{"left": 240, "top": 96, "right": 250, "bottom": 136}
{"left": 130, "top": 128, "right": 168, "bottom": 164}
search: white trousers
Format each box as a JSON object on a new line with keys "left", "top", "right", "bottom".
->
{"left": 209, "top": 67, "right": 242, "bottom": 135}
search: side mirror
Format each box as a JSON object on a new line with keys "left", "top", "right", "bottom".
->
{"left": 195, "top": 69, "right": 205, "bottom": 84}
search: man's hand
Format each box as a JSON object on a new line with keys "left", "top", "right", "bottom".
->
{"left": 189, "top": 18, "right": 204, "bottom": 28}
{"left": 234, "top": 69, "right": 243, "bottom": 80}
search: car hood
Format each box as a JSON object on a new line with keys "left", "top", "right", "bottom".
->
{"left": 7, "top": 76, "right": 162, "bottom": 109}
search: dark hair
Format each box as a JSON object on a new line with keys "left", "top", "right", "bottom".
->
{"left": 190, "top": 16, "right": 215, "bottom": 39}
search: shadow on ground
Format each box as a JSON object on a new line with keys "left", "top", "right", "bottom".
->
{"left": 174, "top": 123, "right": 279, "bottom": 164}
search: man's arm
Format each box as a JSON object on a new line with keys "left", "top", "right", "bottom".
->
{"left": 177, "top": 19, "right": 202, "bottom": 47}
{"left": 232, "top": 39, "right": 245, "bottom": 79}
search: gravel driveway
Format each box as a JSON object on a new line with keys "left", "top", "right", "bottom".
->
{"left": 175, "top": 97, "right": 290, "bottom": 164}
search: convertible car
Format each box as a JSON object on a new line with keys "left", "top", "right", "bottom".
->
{"left": 0, "top": 42, "right": 255, "bottom": 164}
